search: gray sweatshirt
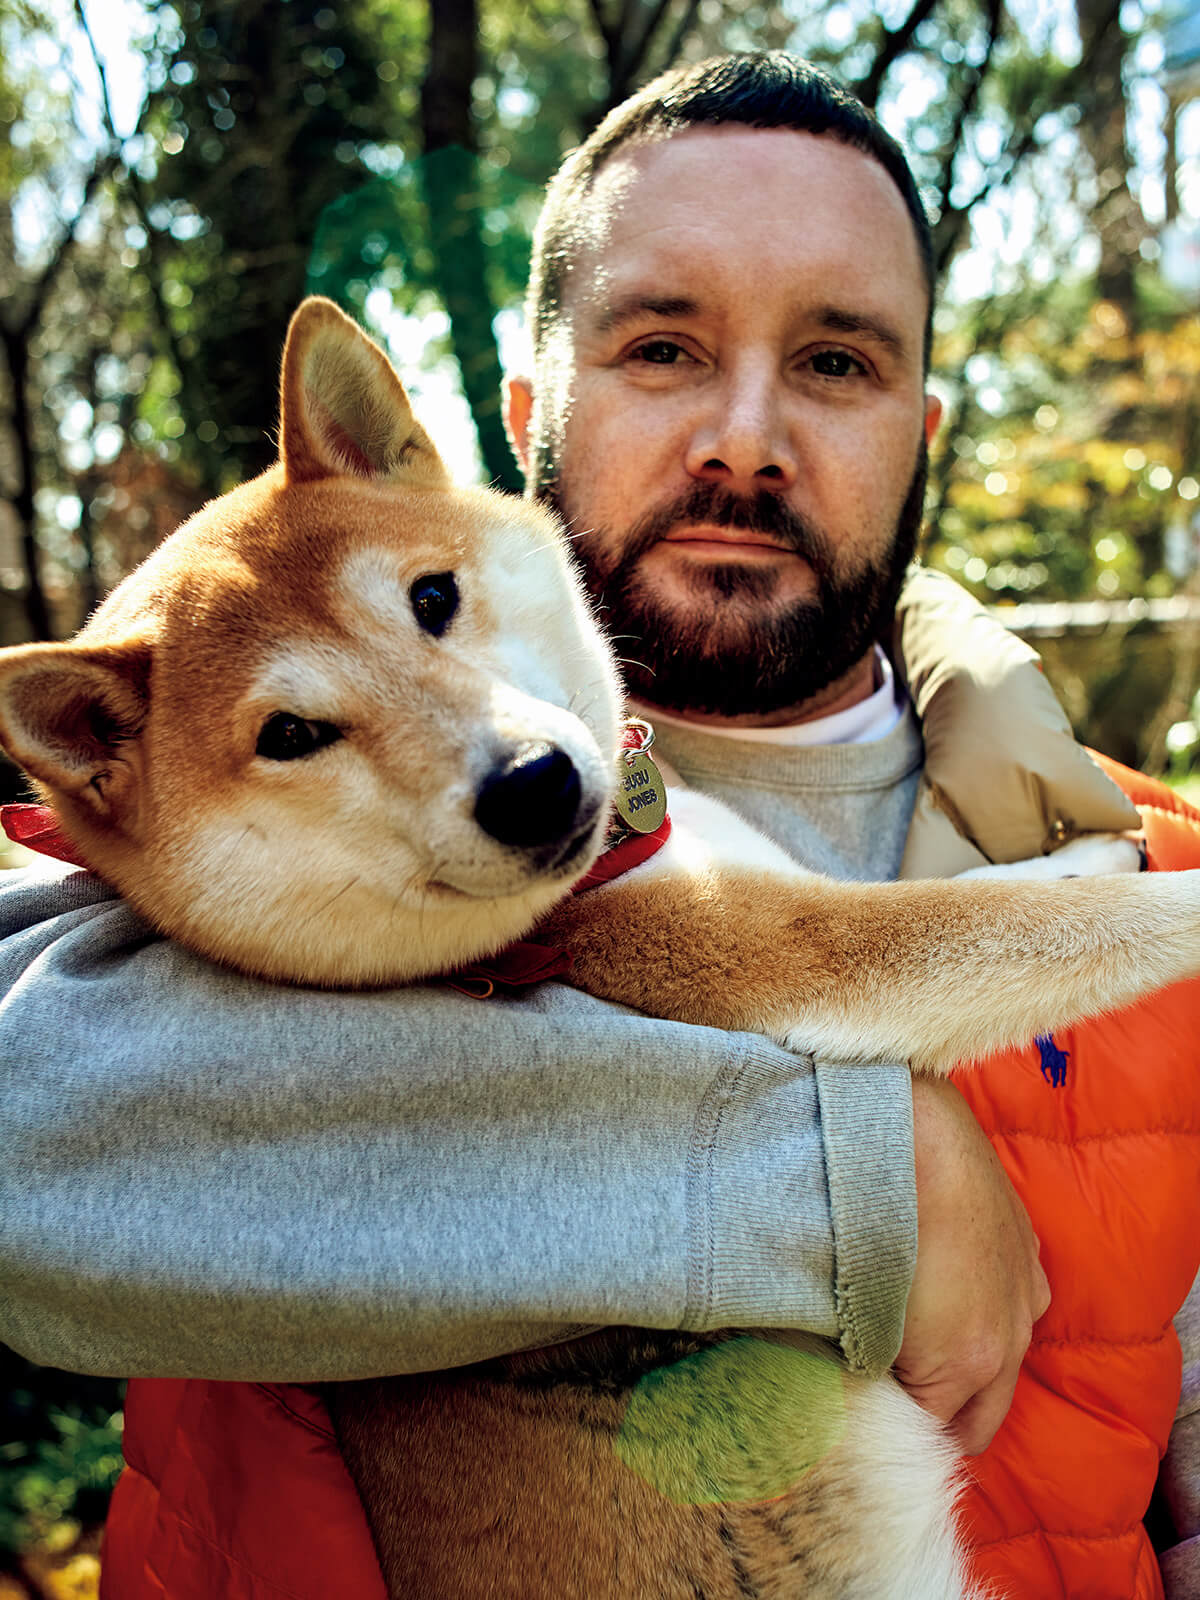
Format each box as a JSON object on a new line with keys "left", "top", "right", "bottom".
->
{"left": 0, "top": 717, "right": 920, "bottom": 1384}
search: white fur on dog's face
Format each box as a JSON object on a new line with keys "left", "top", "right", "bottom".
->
{"left": 0, "top": 300, "right": 624, "bottom": 986}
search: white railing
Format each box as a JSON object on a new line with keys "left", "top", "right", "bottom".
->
{"left": 988, "top": 596, "right": 1200, "bottom": 636}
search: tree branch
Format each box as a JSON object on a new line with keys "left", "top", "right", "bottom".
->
{"left": 927, "top": 0, "right": 1004, "bottom": 274}
{"left": 654, "top": 0, "right": 703, "bottom": 79}
{"left": 856, "top": 0, "right": 942, "bottom": 110}
{"left": 623, "top": 0, "right": 681, "bottom": 93}
{"left": 931, "top": 0, "right": 1122, "bottom": 277}
{"left": 73, "top": 0, "right": 117, "bottom": 141}
{"left": 586, "top": 0, "right": 619, "bottom": 55}
{"left": 7, "top": 154, "right": 117, "bottom": 344}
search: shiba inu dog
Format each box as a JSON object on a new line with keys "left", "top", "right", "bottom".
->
{"left": 1, "top": 297, "right": 1198, "bottom": 1598}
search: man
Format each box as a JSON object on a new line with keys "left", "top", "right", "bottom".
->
{"left": 1, "top": 49, "right": 1195, "bottom": 1600}
{"left": 508, "top": 51, "right": 1052, "bottom": 1454}
{"left": 499, "top": 56, "right": 1200, "bottom": 1597}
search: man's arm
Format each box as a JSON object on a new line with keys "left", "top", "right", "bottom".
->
{"left": 0, "top": 861, "right": 1040, "bottom": 1458}
{"left": 0, "top": 861, "right": 908, "bottom": 1380}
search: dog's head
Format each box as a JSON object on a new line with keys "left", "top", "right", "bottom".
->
{"left": 0, "top": 298, "right": 623, "bottom": 984}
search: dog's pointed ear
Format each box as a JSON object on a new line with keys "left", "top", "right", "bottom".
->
{"left": 279, "top": 297, "right": 450, "bottom": 489}
{"left": 0, "top": 640, "right": 152, "bottom": 823}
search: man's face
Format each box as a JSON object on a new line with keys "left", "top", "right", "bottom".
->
{"left": 508, "top": 126, "right": 941, "bottom": 724}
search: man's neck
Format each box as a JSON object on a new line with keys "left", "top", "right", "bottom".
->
{"left": 632, "top": 650, "right": 879, "bottom": 732}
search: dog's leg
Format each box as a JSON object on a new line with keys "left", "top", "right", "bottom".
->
{"left": 957, "top": 831, "right": 1141, "bottom": 881}
{"left": 539, "top": 809, "right": 1200, "bottom": 1075}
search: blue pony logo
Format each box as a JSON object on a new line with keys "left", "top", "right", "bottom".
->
{"left": 1035, "top": 1034, "right": 1070, "bottom": 1088}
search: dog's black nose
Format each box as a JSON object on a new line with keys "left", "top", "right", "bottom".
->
{"left": 474, "top": 743, "right": 582, "bottom": 849}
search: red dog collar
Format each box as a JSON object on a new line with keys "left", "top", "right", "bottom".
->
{"left": 1, "top": 804, "right": 87, "bottom": 868}
{"left": 0, "top": 801, "right": 672, "bottom": 998}
{"left": 446, "top": 813, "right": 671, "bottom": 997}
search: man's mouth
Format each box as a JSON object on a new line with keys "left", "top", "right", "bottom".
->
{"left": 660, "top": 525, "right": 794, "bottom": 556}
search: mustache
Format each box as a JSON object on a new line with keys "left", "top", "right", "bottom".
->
{"left": 614, "top": 482, "right": 835, "bottom": 580}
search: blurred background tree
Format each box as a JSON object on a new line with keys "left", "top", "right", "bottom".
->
{"left": 0, "top": 1, "right": 1196, "bottom": 658}
{"left": 0, "top": 0, "right": 1198, "bottom": 1584}
{"left": 2, "top": 0, "right": 1197, "bottom": 638}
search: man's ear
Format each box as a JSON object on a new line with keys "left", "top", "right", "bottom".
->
{"left": 924, "top": 393, "right": 943, "bottom": 446}
{"left": 279, "top": 297, "right": 450, "bottom": 489}
{"left": 503, "top": 375, "right": 534, "bottom": 478}
{"left": 0, "top": 640, "right": 152, "bottom": 823}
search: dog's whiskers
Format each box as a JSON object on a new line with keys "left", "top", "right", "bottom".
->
{"left": 518, "top": 536, "right": 574, "bottom": 564}
{"left": 306, "top": 875, "right": 362, "bottom": 924}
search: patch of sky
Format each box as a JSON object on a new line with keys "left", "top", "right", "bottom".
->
{"left": 497, "top": 85, "right": 535, "bottom": 124}
{"left": 823, "top": 5, "right": 856, "bottom": 45}
{"left": 359, "top": 144, "right": 408, "bottom": 178}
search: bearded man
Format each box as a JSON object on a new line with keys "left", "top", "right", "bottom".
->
{"left": 1, "top": 48, "right": 1197, "bottom": 1600}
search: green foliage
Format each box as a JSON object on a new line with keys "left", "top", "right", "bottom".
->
{"left": 0, "top": 0, "right": 76, "bottom": 194}
{"left": 306, "top": 155, "right": 540, "bottom": 334}
{"left": 0, "top": 1410, "right": 124, "bottom": 1555}
{"left": 1161, "top": 684, "right": 1200, "bottom": 780}
{"left": 1, "top": 1357, "right": 124, "bottom": 1558}
{"left": 1169, "top": 771, "right": 1200, "bottom": 807}
{"left": 928, "top": 281, "right": 1200, "bottom": 605}
{"left": 140, "top": 0, "right": 415, "bottom": 486}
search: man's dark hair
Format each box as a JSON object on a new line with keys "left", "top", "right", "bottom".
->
{"left": 528, "top": 50, "right": 935, "bottom": 369}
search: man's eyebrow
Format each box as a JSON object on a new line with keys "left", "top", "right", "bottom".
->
{"left": 816, "top": 307, "right": 909, "bottom": 358}
{"left": 589, "top": 293, "right": 701, "bottom": 333}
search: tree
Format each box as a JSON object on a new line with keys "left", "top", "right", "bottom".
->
{"left": 420, "top": 0, "right": 520, "bottom": 487}
{"left": 1074, "top": 0, "right": 1147, "bottom": 314}
{"left": 139, "top": 0, "right": 415, "bottom": 489}
{"left": 0, "top": 0, "right": 120, "bottom": 639}
{"left": 3, "top": 0, "right": 1197, "bottom": 668}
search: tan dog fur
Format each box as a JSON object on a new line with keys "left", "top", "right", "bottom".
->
{"left": 2, "top": 298, "right": 1200, "bottom": 1597}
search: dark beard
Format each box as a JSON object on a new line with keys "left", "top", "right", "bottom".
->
{"left": 543, "top": 446, "right": 927, "bottom": 719}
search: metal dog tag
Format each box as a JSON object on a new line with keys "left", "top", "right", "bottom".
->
{"left": 614, "top": 748, "right": 668, "bottom": 834}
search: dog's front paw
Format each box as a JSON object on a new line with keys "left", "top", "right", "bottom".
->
{"left": 957, "top": 832, "right": 1144, "bottom": 882}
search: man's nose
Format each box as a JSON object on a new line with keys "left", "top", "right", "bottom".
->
{"left": 684, "top": 365, "right": 798, "bottom": 490}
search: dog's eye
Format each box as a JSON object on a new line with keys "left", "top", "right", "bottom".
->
{"left": 410, "top": 572, "right": 459, "bottom": 637}
{"left": 256, "top": 713, "right": 343, "bottom": 762}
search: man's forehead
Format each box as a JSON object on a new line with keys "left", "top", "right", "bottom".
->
{"left": 563, "top": 125, "right": 926, "bottom": 330}
{"left": 579, "top": 123, "right": 908, "bottom": 230}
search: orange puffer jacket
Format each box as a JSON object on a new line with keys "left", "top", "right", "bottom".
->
{"left": 950, "top": 755, "right": 1200, "bottom": 1600}
{"left": 101, "top": 1379, "right": 387, "bottom": 1599}
{"left": 102, "top": 754, "right": 1200, "bottom": 1600}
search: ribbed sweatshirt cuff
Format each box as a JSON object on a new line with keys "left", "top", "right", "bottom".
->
{"left": 814, "top": 1059, "right": 917, "bottom": 1375}
{"left": 683, "top": 1043, "right": 915, "bottom": 1366}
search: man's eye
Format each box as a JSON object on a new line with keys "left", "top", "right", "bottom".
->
{"left": 810, "top": 349, "right": 864, "bottom": 378}
{"left": 256, "top": 714, "right": 343, "bottom": 762}
{"left": 631, "top": 339, "right": 687, "bottom": 365}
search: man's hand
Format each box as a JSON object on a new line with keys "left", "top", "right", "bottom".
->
{"left": 896, "top": 1077, "right": 1051, "bottom": 1456}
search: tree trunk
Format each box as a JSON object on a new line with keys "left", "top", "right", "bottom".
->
{"left": 1165, "top": 91, "right": 1180, "bottom": 226}
{"left": 855, "top": 0, "right": 942, "bottom": 111}
{"left": 0, "top": 326, "right": 53, "bottom": 640}
{"left": 420, "top": 0, "right": 521, "bottom": 491}
{"left": 1074, "top": 0, "right": 1145, "bottom": 317}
